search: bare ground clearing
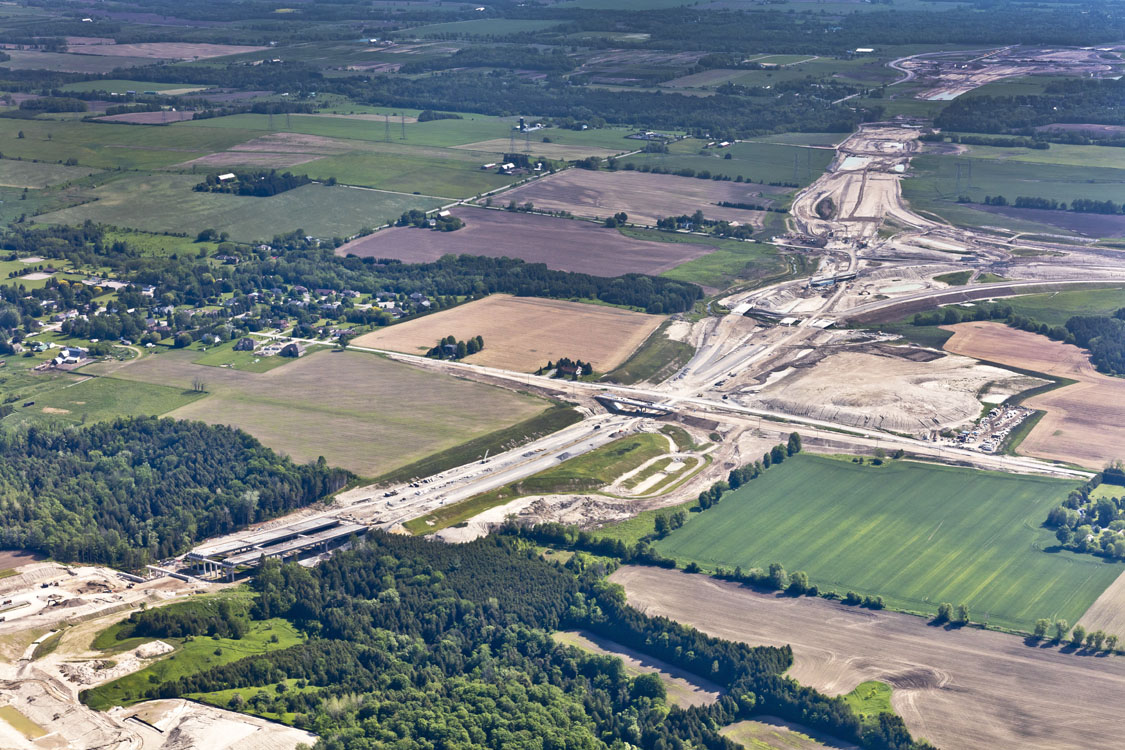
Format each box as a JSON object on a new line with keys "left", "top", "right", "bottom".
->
{"left": 553, "top": 630, "right": 722, "bottom": 708}
{"left": 494, "top": 169, "right": 780, "bottom": 226}
{"left": 740, "top": 345, "right": 1041, "bottom": 435}
{"left": 454, "top": 139, "right": 622, "bottom": 160}
{"left": 353, "top": 295, "right": 661, "bottom": 372}
{"left": 66, "top": 42, "right": 266, "bottom": 59}
{"left": 611, "top": 566, "right": 1125, "bottom": 750}
{"left": 943, "top": 321, "right": 1125, "bottom": 468}
{"left": 336, "top": 207, "right": 714, "bottom": 277}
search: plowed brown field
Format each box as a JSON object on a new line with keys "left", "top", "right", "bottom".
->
{"left": 942, "top": 321, "right": 1125, "bottom": 469}
{"left": 611, "top": 566, "right": 1125, "bottom": 750}
{"left": 353, "top": 295, "right": 661, "bottom": 372}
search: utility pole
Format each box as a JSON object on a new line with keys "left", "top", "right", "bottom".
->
{"left": 384, "top": 114, "right": 390, "bottom": 142}
{"left": 400, "top": 113, "right": 406, "bottom": 140}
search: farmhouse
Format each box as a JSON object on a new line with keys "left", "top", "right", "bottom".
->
{"left": 233, "top": 337, "right": 256, "bottom": 351}
{"left": 279, "top": 342, "right": 306, "bottom": 358}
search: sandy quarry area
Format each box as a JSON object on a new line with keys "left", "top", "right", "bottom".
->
{"left": 612, "top": 566, "right": 1125, "bottom": 750}
{"left": 492, "top": 169, "right": 783, "bottom": 226}
{"left": 736, "top": 341, "right": 1041, "bottom": 435}
{"left": 353, "top": 294, "right": 662, "bottom": 372}
{"left": 943, "top": 321, "right": 1125, "bottom": 468}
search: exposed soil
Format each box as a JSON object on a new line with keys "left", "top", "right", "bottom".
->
{"left": 335, "top": 207, "right": 715, "bottom": 277}
{"left": 611, "top": 565, "right": 1125, "bottom": 750}
{"left": 494, "top": 169, "right": 784, "bottom": 226}
{"left": 943, "top": 321, "right": 1125, "bottom": 468}
{"left": 66, "top": 42, "right": 265, "bottom": 60}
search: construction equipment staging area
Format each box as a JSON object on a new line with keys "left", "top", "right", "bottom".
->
{"left": 186, "top": 517, "right": 366, "bottom": 580}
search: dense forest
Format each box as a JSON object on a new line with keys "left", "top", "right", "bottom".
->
{"left": 121, "top": 531, "right": 931, "bottom": 750}
{"left": 0, "top": 417, "right": 351, "bottom": 569}
{"left": 935, "top": 78, "right": 1125, "bottom": 134}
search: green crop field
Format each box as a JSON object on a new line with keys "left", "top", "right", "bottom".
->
{"left": 612, "top": 228, "right": 794, "bottom": 289}
{"left": 653, "top": 455, "right": 1124, "bottom": 631}
{"left": 61, "top": 79, "right": 205, "bottom": 94}
{"left": 621, "top": 142, "right": 833, "bottom": 188}
{"left": 0, "top": 159, "right": 100, "bottom": 188}
{"left": 82, "top": 348, "right": 549, "bottom": 477}
{"left": 38, "top": 173, "right": 444, "bottom": 243}
{"left": 1001, "top": 288, "right": 1125, "bottom": 326}
{"left": 302, "top": 148, "right": 518, "bottom": 198}
{"left": 0, "top": 119, "right": 253, "bottom": 170}
{"left": 2, "top": 374, "right": 205, "bottom": 427}
{"left": 1, "top": 50, "right": 156, "bottom": 73}
{"left": 905, "top": 154, "right": 1125, "bottom": 207}
{"left": 955, "top": 142, "right": 1125, "bottom": 170}
{"left": 396, "top": 18, "right": 565, "bottom": 37}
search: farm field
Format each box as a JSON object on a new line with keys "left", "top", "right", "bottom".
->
{"left": 80, "top": 349, "right": 548, "bottom": 477}
{"left": 620, "top": 142, "right": 834, "bottom": 189}
{"left": 553, "top": 630, "right": 722, "bottom": 708}
{"left": 63, "top": 42, "right": 265, "bottom": 60}
{"left": 395, "top": 18, "right": 565, "bottom": 36}
{"left": 1002, "top": 288, "right": 1125, "bottom": 326}
{"left": 335, "top": 206, "right": 716, "bottom": 276}
{"left": 2, "top": 374, "right": 205, "bottom": 427}
{"left": 452, "top": 139, "right": 623, "bottom": 160}
{"left": 943, "top": 321, "right": 1125, "bottom": 469}
{"left": 612, "top": 565, "right": 1125, "bottom": 750}
{"left": 628, "top": 229, "right": 794, "bottom": 289}
{"left": 60, "top": 79, "right": 206, "bottom": 93}
{"left": 37, "top": 173, "right": 443, "bottom": 243}
{"left": 352, "top": 295, "right": 662, "bottom": 372}
{"left": 903, "top": 154, "right": 1125, "bottom": 236}
{"left": 493, "top": 169, "right": 788, "bottom": 226}
{"left": 0, "top": 159, "right": 99, "bottom": 188}
{"left": 301, "top": 147, "right": 519, "bottom": 198}
{"left": 652, "top": 454, "right": 1121, "bottom": 631}
{"left": 0, "top": 50, "right": 156, "bottom": 72}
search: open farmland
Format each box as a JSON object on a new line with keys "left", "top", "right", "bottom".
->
{"left": 81, "top": 349, "right": 547, "bottom": 477}
{"left": 453, "top": 139, "right": 623, "bottom": 160}
{"left": 64, "top": 42, "right": 266, "bottom": 60}
{"left": 336, "top": 207, "right": 716, "bottom": 276}
{"left": 1001, "top": 288, "right": 1125, "bottom": 327}
{"left": 0, "top": 50, "right": 157, "bottom": 72}
{"left": 0, "top": 159, "right": 98, "bottom": 188}
{"left": 621, "top": 142, "right": 834, "bottom": 189}
{"left": 612, "top": 566, "right": 1125, "bottom": 750}
{"left": 652, "top": 454, "right": 1121, "bottom": 631}
{"left": 95, "top": 110, "right": 197, "bottom": 124}
{"left": 37, "top": 173, "right": 443, "bottom": 243}
{"left": 352, "top": 295, "right": 662, "bottom": 372}
{"left": 553, "top": 630, "right": 722, "bottom": 708}
{"left": 493, "top": 169, "right": 787, "bottom": 226}
{"left": 943, "top": 321, "right": 1125, "bottom": 468}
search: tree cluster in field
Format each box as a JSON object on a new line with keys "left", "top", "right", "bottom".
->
{"left": 18, "top": 96, "right": 86, "bottom": 113}
{"left": 603, "top": 211, "right": 628, "bottom": 228}
{"left": 415, "top": 109, "right": 462, "bottom": 122}
{"left": 425, "top": 334, "right": 483, "bottom": 360}
{"left": 536, "top": 356, "right": 593, "bottom": 379}
{"left": 717, "top": 200, "right": 787, "bottom": 214}
{"left": 656, "top": 210, "right": 757, "bottom": 240}
{"left": 396, "top": 209, "right": 463, "bottom": 231}
{"left": 966, "top": 194, "right": 1125, "bottom": 216}
{"left": 0, "top": 417, "right": 350, "bottom": 570}
{"left": 932, "top": 602, "right": 971, "bottom": 626}
{"left": 1046, "top": 472, "right": 1125, "bottom": 560}
{"left": 126, "top": 527, "right": 932, "bottom": 750}
{"left": 194, "top": 170, "right": 314, "bottom": 198}
{"left": 1032, "top": 618, "right": 1120, "bottom": 654}
{"left": 123, "top": 596, "right": 249, "bottom": 640}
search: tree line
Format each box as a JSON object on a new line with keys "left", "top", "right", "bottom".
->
{"left": 194, "top": 170, "right": 314, "bottom": 198}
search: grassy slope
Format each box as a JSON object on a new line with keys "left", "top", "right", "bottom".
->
{"left": 603, "top": 319, "right": 694, "bottom": 385}
{"left": 653, "top": 455, "right": 1123, "bottom": 631}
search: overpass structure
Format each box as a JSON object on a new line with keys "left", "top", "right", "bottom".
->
{"left": 595, "top": 394, "right": 675, "bottom": 416}
{"left": 187, "top": 517, "right": 366, "bottom": 580}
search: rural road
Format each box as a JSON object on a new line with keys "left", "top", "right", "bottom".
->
{"left": 613, "top": 566, "right": 1125, "bottom": 750}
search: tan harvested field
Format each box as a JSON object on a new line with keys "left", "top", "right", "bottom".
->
{"left": 96, "top": 110, "right": 196, "bottom": 124}
{"left": 66, "top": 42, "right": 266, "bottom": 59}
{"left": 336, "top": 206, "right": 714, "bottom": 276}
{"left": 493, "top": 169, "right": 780, "bottom": 226}
{"left": 1079, "top": 570, "right": 1125, "bottom": 635}
{"left": 454, "top": 139, "right": 622, "bottom": 160}
{"left": 81, "top": 349, "right": 545, "bottom": 477}
{"left": 352, "top": 295, "right": 661, "bottom": 372}
{"left": 175, "top": 151, "right": 321, "bottom": 168}
{"left": 612, "top": 566, "right": 1125, "bottom": 750}
{"left": 746, "top": 345, "right": 1042, "bottom": 435}
{"left": 311, "top": 112, "right": 419, "bottom": 123}
{"left": 943, "top": 321, "right": 1125, "bottom": 468}
{"left": 175, "top": 133, "right": 367, "bottom": 169}
{"left": 553, "top": 630, "right": 722, "bottom": 708}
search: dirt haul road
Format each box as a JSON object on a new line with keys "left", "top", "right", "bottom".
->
{"left": 611, "top": 566, "right": 1125, "bottom": 750}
